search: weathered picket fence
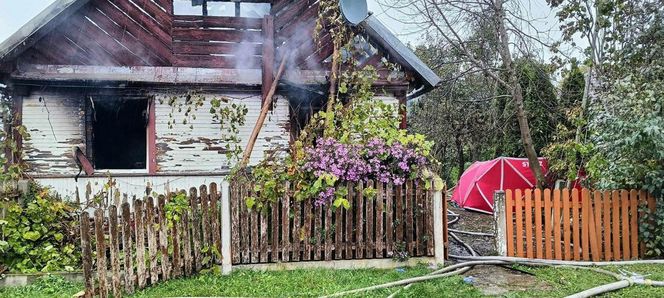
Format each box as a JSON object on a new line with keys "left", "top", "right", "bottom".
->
{"left": 80, "top": 179, "right": 446, "bottom": 297}
{"left": 494, "top": 188, "right": 657, "bottom": 261}
{"left": 79, "top": 183, "right": 224, "bottom": 298}
{"left": 230, "top": 180, "right": 444, "bottom": 263}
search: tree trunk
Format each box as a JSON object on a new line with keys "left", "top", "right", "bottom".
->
{"left": 494, "top": 0, "right": 546, "bottom": 187}
{"left": 512, "top": 83, "right": 546, "bottom": 187}
{"left": 455, "top": 134, "right": 465, "bottom": 174}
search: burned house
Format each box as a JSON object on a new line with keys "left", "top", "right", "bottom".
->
{"left": 0, "top": 0, "right": 440, "bottom": 198}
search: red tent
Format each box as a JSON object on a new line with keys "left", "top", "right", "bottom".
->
{"left": 451, "top": 157, "right": 549, "bottom": 214}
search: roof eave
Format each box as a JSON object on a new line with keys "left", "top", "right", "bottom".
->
{"left": 0, "top": 0, "right": 91, "bottom": 64}
{"left": 359, "top": 14, "right": 441, "bottom": 97}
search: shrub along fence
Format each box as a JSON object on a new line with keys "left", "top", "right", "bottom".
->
{"left": 494, "top": 188, "right": 657, "bottom": 262}
{"left": 79, "top": 179, "right": 446, "bottom": 297}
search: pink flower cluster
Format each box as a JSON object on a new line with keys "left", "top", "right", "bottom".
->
{"left": 302, "top": 138, "right": 429, "bottom": 205}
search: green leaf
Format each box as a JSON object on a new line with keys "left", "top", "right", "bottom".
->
{"left": 54, "top": 233, "right": 64, "bottom": 241}
{"left": 246, "top": 197, "right": 256, "bottom": 210}
{"left": 23, "top": 231, "right": 41, "bottom": 241}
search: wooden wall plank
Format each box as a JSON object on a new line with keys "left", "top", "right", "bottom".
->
{"left": 174, "top": 15, "right": 263, "bottom": 29}
{"left": 553, "top": 189, "right": 562, "bottom": 260}
{"left": 260, "top": 205, "right": 269, "bottom": 263}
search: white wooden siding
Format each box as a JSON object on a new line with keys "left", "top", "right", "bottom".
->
{"left": 34, "top": 175, "right": 228, "bottom": 202}
{"left": 154, "top": 93, "right": 290, "bottom": 172}
{"left": 22, "top": 91, "right": 86, "bottom": 175}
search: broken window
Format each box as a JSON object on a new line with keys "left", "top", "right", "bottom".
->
{"left": 89, "top": 98, "right": 148, "bottom": 170}
{"left": 174, "top": 0, "right": 271, "bottom": 17}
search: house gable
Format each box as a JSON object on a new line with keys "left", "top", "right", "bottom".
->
{"left": 0, "top": 0, "right": 439, "bottom": 94}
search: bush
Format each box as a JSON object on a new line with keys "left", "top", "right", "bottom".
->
{"left": 0, "top": 183, "right": 81, "bottom": 273}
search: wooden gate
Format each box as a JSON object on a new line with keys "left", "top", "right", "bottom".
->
{"left": 496, "top": 188, "right": 657, "bottom": 261}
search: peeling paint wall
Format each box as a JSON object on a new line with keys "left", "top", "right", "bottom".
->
{"left": 22, "top": 90, "right": 290, "bottom": 176}
{"left": 22, "top": 90, "right": 86, "bottom": 175}
{"left": 35, "top": 175, "right": 228, "bottom": 201}
{"left": 153, "top": 93, "right": 290, "bottom": 172}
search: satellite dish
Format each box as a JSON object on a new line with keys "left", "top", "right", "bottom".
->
{"left": 339, "top": 0, "right": 368, "bottom": 26}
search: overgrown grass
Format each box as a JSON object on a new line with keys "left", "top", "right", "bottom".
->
{"left": 2, "top": 263, "right": 664, "bottom": 297}
{"left": 0, "top": 275, "right": 82, "bottom": 298}
{"left": 130, "top": 265, "right": 479, "bottom": 298}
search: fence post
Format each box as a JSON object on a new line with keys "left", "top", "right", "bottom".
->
{"left": 433, "top": 189, "right": 445, "bottom": 266}
{"left": 494, "top": 190, "right": 508, "bottom": 256}
{"left": 221, "top": 180, "right": 232, "bottom": 275}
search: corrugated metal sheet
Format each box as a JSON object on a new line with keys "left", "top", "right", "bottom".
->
{"left": 22, "top": 90, "right": 86, "bottom": 175}
{"left": 154, "top": 93, "right": 290, "bottom": 172}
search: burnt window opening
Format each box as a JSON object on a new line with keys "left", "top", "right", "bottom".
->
{"left": 90, "top": 98, "right": 148, "bottom": 170}
{"left": 174, "top": 0, "right": 271, "bottom": 17}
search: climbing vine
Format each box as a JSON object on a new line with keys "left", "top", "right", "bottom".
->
{"left": 238, "top": 1, "right": 441, "bottom": 211}
{"left": 0, "top": 93, "right": 29, "bottom": 188}
{"left": 159, "top": 91, "right": 248, "bottom": 166}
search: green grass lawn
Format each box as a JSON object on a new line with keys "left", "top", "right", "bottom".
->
{"left": 2, "top": 263, "right": 664, "bottom": 297}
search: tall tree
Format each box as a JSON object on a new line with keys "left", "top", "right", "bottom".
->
{"left": 382, "top": 0, "right": 550, "bottom": 186}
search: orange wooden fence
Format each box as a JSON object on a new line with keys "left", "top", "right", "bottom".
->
{"left": 502, "top": 188, "right": 656, "bottom": 261}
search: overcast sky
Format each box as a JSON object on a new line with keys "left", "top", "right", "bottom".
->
{"left": 0, "top": 0, "right": 576, "bottom": 60}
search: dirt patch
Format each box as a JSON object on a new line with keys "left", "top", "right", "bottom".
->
{"left": 462, "top": 265, "right": 552, "bottom": 296}
{"left": 447, "top": 204, "right": 497, "bottom": 257}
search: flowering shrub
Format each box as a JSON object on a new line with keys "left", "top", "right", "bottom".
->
{"left": 300, "top": 137, "right": 431, "bottom": 206}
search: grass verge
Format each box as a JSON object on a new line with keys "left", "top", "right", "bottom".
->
{"left": 1, "top": 263, "right": 663, "bottom": 297}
